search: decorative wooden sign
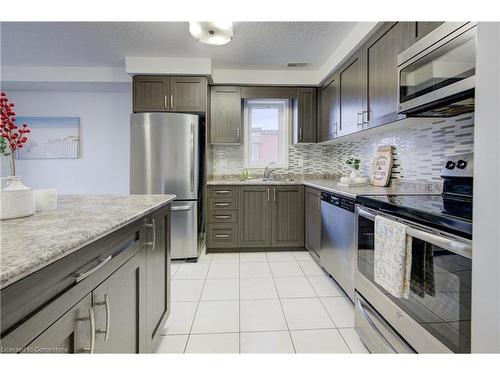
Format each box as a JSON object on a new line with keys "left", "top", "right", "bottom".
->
{"left": 370, "top": 145, "right": 394, "bottom": 187}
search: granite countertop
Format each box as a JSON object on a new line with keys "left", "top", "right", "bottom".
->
{"left": 207, "top": 179, "right": 302, "bottom": 186}
{"left": 0, "top": 194, "right": 176, "bottom": 289}
{"left": 208, "top": 178, "right": 441, "bottom": 199}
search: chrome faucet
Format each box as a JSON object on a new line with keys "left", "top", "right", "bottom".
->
{"left": 263, "top": 165, "right": 280, "bottom": 181}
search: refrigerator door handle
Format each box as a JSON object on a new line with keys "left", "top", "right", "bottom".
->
{"left": 171, "top": 205, "right": 192, "bottom": 211}
{"left": 190, "top": 122, "right": 195, "bottom": 192}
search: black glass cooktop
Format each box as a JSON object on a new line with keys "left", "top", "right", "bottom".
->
{"left": 356, "top": 194, "right": 472, "bottom": 239}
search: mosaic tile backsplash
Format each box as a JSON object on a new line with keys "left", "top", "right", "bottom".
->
{"left": 210, "top": 114, "right": 474, "bottom": 183}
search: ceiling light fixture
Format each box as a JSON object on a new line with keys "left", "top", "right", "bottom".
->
{"left": 189, "top": 22, "right": 233, "bottom": 46}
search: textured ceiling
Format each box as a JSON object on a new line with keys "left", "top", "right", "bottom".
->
{"left": 1, "top": 22, "right": 356, "bottom": 70}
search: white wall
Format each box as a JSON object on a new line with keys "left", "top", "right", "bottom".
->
{"left": 472, "top": 22, "right": 500, "bottom": 353}
{"left": 4, "top": 89, "right": 132, "bottom": 194}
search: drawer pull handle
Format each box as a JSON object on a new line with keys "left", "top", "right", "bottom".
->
{"left": 215, "top": 203, "right": 230, "bottom": 207}
{"left": 215, "top": 190, "right": 230, "bottom": 194}
{"left": 215, "top": 215, "right": 230, "bottom": 219}
{"left": 215, "top": 234, "right": 230, "bottom": 239}
{"left": 74, "top": 255, "right": 112, "bottom": 283}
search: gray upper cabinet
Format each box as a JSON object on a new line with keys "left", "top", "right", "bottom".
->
{"left": 210, "top": 86, "right": 242, "bottom": 144}
{"left": 133, "top": 76, "right": 170, "bottom": 112}
{"left": 339, "top": 52, "right": 366, "bottom": 136}
{"left": 24, "top": 295, "right": 93, "bottom": 354}
{"left": 365, "top": 22, "right": 412, "bottom": 127}
{"left": 145, "top": 210, "right": 170, "bottom": 352}
{"left": 133, "top": 75, "right": 207, "bottom": 113}
{"left": 413, "top": 22, "right": 444, "bottom": 42}
{"left": 238, "top": 186, "right": 272, "bottom": 248}
{"left": 295, "top": 88, "right": 317, "bottom": 143}
{"left": 272, "top": 186, "right": 304, "bottom": 247}
{"left": 170, "top": 76, "right": 207, "bottom": 112}
{"left": 318, "top": 76, "right": 339, "bottom": 142}
{"left": 93, "top": 250, "right": 146, "bottom": 353}
{"left": 305, "top": 187, "right": 321, "bottom": 257}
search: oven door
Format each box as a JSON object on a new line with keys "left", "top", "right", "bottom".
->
{"left": 397, "top": 22, "right": 476, "bottom": 116}
{"left": 355, "top": 205, "right": 472, "bottom": 353}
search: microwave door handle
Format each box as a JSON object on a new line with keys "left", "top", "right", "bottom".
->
{"left": 406, "top": 227, "right": 472, "bottom": 259}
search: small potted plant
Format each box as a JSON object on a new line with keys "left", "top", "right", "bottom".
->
{"left": 346, "top": 157, "right": 361, "bottom": 180}
{"left": 0, "top": 92, "right": 34, "bottom": 220}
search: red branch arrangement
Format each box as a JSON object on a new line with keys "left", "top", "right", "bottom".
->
{"left": 0, "top": 92, "right": 30, "bottom": 176}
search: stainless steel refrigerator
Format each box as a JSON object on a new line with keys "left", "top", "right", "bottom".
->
{"left": 130, "top": 112, "right": 201, "bottom": 260}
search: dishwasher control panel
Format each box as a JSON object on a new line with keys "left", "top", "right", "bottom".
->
{"left": 320, "top": 191, "right": 355, "bottom": 212}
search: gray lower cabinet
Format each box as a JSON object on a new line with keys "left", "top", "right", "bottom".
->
{"left": 272, "top": 186, "right": 304, "bottom": 247}
{"left": 2, "top": 205, "right": 171, "bottom": 354}
{"left": 295, "top": 88, "right": 317, "bottom": 143}
{"left": 305, "top": 187, "right": 321, "bottom": 257}
{"left": 93, "top": 250, "right": 146, "bottom": 353}
{"left": 238, "top": 186, "right": 272, "bottom": 248}
{"left": 22, "top": 295, "right": 93, "bottom": 354}
{"left": 145, "top": 210, "right": 171, "bottom": 352}
{"left": 318, "top": 76, "right": 339, "bottom": 142}
{"left": 339, "top": 51, "right": 366, "bottom": 136}
{"left": 365, "top": 22, "right": 412, "bottom": 127}
{"left": 210, "top": 86, "right": 242, "bottom": 144}
{"left": 207, "top": 185, "right": 305, "bottom": 251}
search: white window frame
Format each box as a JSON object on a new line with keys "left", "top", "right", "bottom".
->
{"left": 243, "top": 99, "right": 290, "bottom": 169}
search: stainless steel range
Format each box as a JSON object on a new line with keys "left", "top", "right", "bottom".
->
{"left": 354, "top": 153, "right": 473, "bottom": 353}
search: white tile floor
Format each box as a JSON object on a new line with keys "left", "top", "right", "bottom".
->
{"left": 156, "top": 250, "right": 369, "bottom": 354}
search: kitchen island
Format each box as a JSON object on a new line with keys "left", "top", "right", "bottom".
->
{"left": 0, "top": 194, "right": 175, "bottom": 353}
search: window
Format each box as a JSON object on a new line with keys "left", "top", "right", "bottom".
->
{"left": 243, "top": 99, "right": 290, "bottom": 168}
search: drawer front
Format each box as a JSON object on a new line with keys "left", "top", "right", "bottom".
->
{"left": 207, "top": 224, "right": 237, "bottom": 248}
{"left": 208, "top": 210, "right": 238, "bottom": 223}
{"left": 208, "top": 186, "right": 237, "bottom": 199}
{"left": 209, "top": 197, "right": 237, "bottom": 211}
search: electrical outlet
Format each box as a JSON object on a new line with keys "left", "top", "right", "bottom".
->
{"left": 219, "top": 159, "right": 227, "bottom": 167}
{"left": 297, "top": 159, "right": 304, "bottom": 167}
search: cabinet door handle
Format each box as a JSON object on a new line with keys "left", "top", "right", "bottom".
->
{"left": 78, "top": 307, "right": 96, "bottom": 353}
{"left": 170, "top": 95, "right": 174, "bottom": 109}
{"left": 299, "top": 128, "right": 303, "bottom": 142}
{"left": 74, "top": 255, "right": 112, "bottom": 284}
{"left": 215, "top": 190, "right": 230, "bottom": 195}
{"left": 267, "top": 188, "right": 270, "bottom": 203}
{"left": 94, "top": 294, "right": 110, "bottom": 341}
{"left": 236, "top": 128, "right": 241, "bottom": 141}
{"left": 333, "top": 122, "right": 338, "bottom": 137}
{"left": 164, "top": 94, "right": 168, "bottom": 110}
{"left": 215, "top": 215, "right": 231, "bottom": 219}
{"left": 215, "top": 203, "right": 230, "bottom": 207}
{"left": 357, "top": 112, "right": 363, "bottom": 127}
{"left": 146, "top": 218, "right": 156, "bottom": 251}
{"left": 273, "top": 187, "right": 276, "bottom": 203}
{"left": 363, "top": 110, "right": 369, "bottom": 124}
{"left": 215, "top": 234, "right": 230, "bottom": 239}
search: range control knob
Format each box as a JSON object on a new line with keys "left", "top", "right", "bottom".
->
{"left": 445, "top": 161, "right": 456, "bottom": 170}
{"left": 456, "top": 160, "right": 468, "bottom": 169}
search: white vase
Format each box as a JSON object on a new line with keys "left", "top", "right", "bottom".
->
{"left": 349, "top": 168, "right": 360, "bottom": 181}
{"left": 0, "top": 176, "right": 35, "bottom": 220}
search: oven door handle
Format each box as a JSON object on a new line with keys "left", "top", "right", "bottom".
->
{"left": 406, "top": 227, "right": 472, "bottom": 259}
{"left": 356, "top": 206, "right": 472, "bottom": 259}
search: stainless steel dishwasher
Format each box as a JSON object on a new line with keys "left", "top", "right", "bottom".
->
{"left": 319, "top": 191, "right": 356, "bottom": 301}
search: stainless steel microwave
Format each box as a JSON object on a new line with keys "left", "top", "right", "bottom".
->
{"left": 397, "top": 22, "right": 477, "bottom": 117}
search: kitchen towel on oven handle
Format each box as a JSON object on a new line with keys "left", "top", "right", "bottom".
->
{"left": 374, "top": 215, "right": 412, "bottom": 299}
